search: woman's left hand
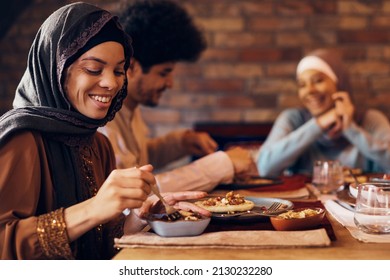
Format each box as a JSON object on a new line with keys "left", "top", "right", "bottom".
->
{"left": 332, "top": 91, "right": 355, "bottom": 130}
{"left": 138, "top": 191, "right": 211, "bottom": 218}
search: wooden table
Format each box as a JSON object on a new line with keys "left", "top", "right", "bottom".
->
{"left": 113, "top": 186, "right": 390, "bottom": 260}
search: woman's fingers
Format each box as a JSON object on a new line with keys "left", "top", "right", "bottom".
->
{"left": 173, "top": 201, "right": 211, "bottom": 217}
{"left": 162, "top": 191, "right": 208, "bottom": 204}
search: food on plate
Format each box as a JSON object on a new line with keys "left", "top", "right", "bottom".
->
{"left": 270, "top": 208, "right": 325, "bottom": 231}
{"left": 178, "top": 210, "right": 204, "bottom": 221}
{"left": 277, "top": 208, "right": 322, "bottom": 219}
{"left": 148, "top": 210, "right": 205, "bottom": 222}
{"left": 194, "top": 191, "right": 255, "bottom": 213}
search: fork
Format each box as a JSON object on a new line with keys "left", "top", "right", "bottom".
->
{"left": 265, "top": 202, "right": 283, "bottom": 214}
{"left": 214, "top": 202, "right": 285, "bottom": 218}
{"left": 150, "top": 183, "right": 182, "bottom": 221}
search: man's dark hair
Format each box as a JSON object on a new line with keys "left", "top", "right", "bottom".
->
{"left": 119, "top": 0, "right": 207, "bottom": 72}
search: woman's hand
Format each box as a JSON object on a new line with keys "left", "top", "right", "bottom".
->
{"left": 137, "top": 191, "right": 211, "bottom": 218}
{"left": 90, "top": 164, "right": 155, "bottom": 224}
{"left": 64, "top": 165, "right": 155, "bottom": 241}
{"left": 333, "top": 91, "right": 355, "bottom": 130}
{"left": 316, "top": 91, "right": 355, "bottom": 138}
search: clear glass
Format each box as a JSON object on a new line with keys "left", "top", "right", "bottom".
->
{"left": 312, "top": 160, "right": 344, "bottom": 194}
{"left": 354, "top": 183, "right": 390, "bottom": 234}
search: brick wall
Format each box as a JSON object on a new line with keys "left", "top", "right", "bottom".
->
{"left": 1, "top": 0, "right": 390, "bottom": 138}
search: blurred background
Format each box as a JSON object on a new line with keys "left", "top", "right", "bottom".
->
{"left": 1, "top": 0, "right": 390, "bottom": 139}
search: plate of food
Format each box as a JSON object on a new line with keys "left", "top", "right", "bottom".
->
{"left": 194, "top": 191, "right": 293, "bottom": 221}
{"left": 217, "top": 176, "right": 283, "bottom": 190}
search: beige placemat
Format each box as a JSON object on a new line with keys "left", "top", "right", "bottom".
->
{"left": 115, "top": 229, "right": 331, "bottom": 249}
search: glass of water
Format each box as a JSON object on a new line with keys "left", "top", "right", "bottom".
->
{"left": 312, "top": 160, "right": 344, "bottom": 194}
{"left": 354, "top": 183, "right": 390, "bottom": 234}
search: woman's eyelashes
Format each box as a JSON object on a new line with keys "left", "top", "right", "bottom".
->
{"left": 84, "top": 67, "right": 125, "bottom": 77}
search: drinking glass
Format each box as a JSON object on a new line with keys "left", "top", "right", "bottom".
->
{"left": 354, "top": 183, "right": 390, "bottom": 234}
{"left": 312, "top": 160, "right": 344, "bottom": 194}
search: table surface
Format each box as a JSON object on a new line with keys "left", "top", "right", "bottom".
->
{"left": 113, "top": 187, "right": 390, "bottom": 260}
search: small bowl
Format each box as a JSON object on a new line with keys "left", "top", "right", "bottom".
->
{"left": 270, "top": 208, "right": 325, "bottom": 231}
{"left": 147, "top": 213, "right": 211, "bottom": 237}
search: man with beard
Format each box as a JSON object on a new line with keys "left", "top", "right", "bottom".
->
{"left": 100, "top": 0, "right": 256, "bottom": 192}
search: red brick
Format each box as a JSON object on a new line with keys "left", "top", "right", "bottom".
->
{"left": 196, "top": 18, "right": 244, "bottom": 32}
{"left": 338, "top": 30, "right": 390, "bottom": 43}
{"left": 250, "top": 78, "right": 297, "bottom": 95}
{"left": 349, "top": 61, "right": 389, "bottom": 75}
{"left": 216, "top": 96, "right": 255, "bottom": 108}
{"left": 203, "top": 63, "right": 264, "bottom": 78}
{"left": 214, "top": 32, "right": 272, "bottom": 48}
{"left": 277, "top": 0, "right": 336, "bottom": 15}
{"left": 183, "top": 78, "right": 245, "bottom": 93}
{"left": 202, "top": 49, "right": 239, "bottom": 62}
{"left": 276, "top": 32, "right": 314, "bottom": 47}
{"left": 248, "top": 17, "right": 305, "bottom": 31}
{"left": 159, "top": 93, "right": 215, "bottom": 109}
{"left": 240, "top": 48, "right": 302, "bottom": 62}
{"left": 266, "top": 63, "right": 297, "bottom": 77}
{"left": 210, "top": 110, "right": 242, "bottom": 122}
{"left": 338, "top": 1, "right": 379, "bottom": 15}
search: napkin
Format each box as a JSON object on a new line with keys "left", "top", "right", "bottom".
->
{"left": 115, "top": 229, "right": 331, "bottom": 249}
{"left": 324, "top": 200, "right": 390, "bottom": 243}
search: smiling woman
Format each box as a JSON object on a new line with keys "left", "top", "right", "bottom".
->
{"left": 257, "top": 49, "right": 390, "bottom": 177}
{"left": 0, "top": 2, "right": 212, "bottom": 261}
{"left": 0, "top": 2, "right": 142, "bottom": 260}
{"left": 0, "top": 2, "right": 209, "bottom": 260}
{"left": 64, "top": 41, "right": 126, "bottom": 119}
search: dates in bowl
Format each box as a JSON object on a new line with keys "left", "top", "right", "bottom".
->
{"left": 146, "top": 210, "right": 211, "bottom": 237}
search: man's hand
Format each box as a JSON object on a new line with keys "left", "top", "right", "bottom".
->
{"left": 225, "top": 146, "right": 258, "bottom": 179}
{"left": 182, "top": 130, "right": 218, "bottom": 156}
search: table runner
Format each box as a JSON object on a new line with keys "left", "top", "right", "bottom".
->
{"left": 115, "top": 229, "right": 331, "bottom": 249}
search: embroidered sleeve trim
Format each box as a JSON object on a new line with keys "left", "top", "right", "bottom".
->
{"left": 37, "top": 208, "right": 74, "bottom": 259}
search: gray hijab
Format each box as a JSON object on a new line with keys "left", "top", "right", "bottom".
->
{"left": 0, "top": 2, "right": 132, "bottom": 141}
{"left": 0, "top": 2, "right": 132, "bottom": 259}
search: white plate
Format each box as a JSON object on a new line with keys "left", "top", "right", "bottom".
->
{"left": 211, "top": 197, "right": 294, "bottom": 222}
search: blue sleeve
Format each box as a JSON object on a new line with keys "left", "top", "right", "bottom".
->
{"left": 343, "top": 109, "right": 390, "bottom": 172}
{"left": 257, "top": 109, "right": 322, "bottom": 176}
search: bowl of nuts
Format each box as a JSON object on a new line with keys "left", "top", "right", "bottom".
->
{"left": 270, "top": 208, "right": 326, "bottom": 231}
